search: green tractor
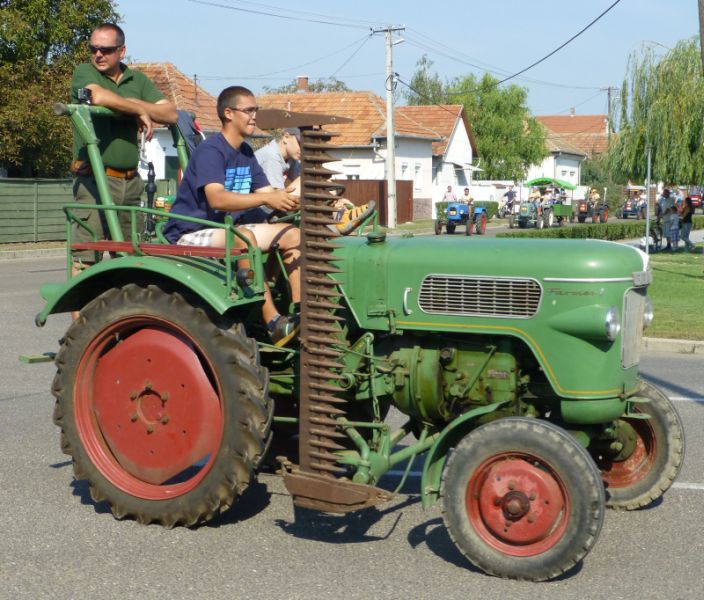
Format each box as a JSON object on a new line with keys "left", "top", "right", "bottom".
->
{"left": 36, "top": 104, "right": 684, "bottom": 582}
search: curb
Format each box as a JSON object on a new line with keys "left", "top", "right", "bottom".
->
{"left": 0, "top": 248, "right": 66, "bottom": 260}
{"left": 642, "top": 337, "right": 704, "bottom": 355}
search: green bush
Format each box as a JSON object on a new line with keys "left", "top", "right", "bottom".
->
{"left": 496, "top": 215, "right": 704, "bottom": 240}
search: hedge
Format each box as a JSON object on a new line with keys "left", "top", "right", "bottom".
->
{"left": 496, "top": 216, "right": 704, "bottom": 240}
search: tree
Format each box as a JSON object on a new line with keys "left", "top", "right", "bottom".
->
{"left": 262, "top": 77, "right": 351, "bottom": 94}
{"left": 0, "top": 0, "right": 119, "bottom": 177}
{"left": 402, "top": 57, "right": 549, "bottom": 181}
{"left": 608, "top": 38, "right": 704, "bottom": 183}
{"left": 402, "top": 55, "right": 446, "bottom": 105}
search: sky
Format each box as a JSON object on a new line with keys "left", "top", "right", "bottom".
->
{"left": 115, "top": 0, "right": 698, "bottom": 117}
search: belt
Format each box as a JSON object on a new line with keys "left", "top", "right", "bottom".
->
{"left": 71, "top": 160, "right": 138, "bottom": 180}
{"left": 105, "top": 166, "right": 138, "bottom": 179}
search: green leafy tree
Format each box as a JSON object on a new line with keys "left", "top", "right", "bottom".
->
{"left": 403, "top": 57, "right": 548, "bottom": 181}
{"left": 608, "top": 38, "right": 704, "bottom": 184}
{"left": 402, "top": 55, "right": 446, "bottom": 105}
{"left": 263, "top": 77, "right": 351, "bottom": 94}
{"left": 0, "top": 0, "right": 119, "bottom": 177}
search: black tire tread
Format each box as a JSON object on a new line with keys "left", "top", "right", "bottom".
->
{"left": 52, "top": 283, "right": 272, "bottom": 528}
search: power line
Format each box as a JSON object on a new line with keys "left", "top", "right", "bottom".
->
{"left": 187, "top": 0, "right": 371, "bottom": 29}
{"left": 330, "top": 34, "right": 373, "bottom": 78}
{"left": 496, "top": 0, "right": 624, "bottom": 84}
{"left": 198, "top": 33, "right": 372, "bottom": 80}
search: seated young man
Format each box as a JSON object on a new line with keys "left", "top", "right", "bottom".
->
{"left": 163, "top": 85, "right": 300, "bottom": 345}
{"left": 240, "top": 127, "right": 375, "bottom": 234}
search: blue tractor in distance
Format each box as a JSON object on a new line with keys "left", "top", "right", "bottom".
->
{"left": 434, "top": 202, "right": 488, "bottom": 235}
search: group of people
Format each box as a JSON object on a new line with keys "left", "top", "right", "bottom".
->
{"left": 69, "top": 22, "right": 373, "bottom": 344}
{"left": 656, "top": 188, "right": 695, "bottom": 252}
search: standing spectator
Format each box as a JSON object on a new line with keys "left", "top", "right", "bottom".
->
{"left": 443, "top": 185, "right": 457, "bottom": 202}
{"left": 680, "top": 196, "right": 695, "bottom": 252}
{"left": 658, "top": 188, "right": 676, "bottom": 251}
{"left": 69, "top": 22, "right": 177, "bottom": 318}
{"left": 503, "top": 184, "right": 516, "bottom": 205}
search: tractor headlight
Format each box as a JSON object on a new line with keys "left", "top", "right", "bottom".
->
{"left": 605, "top": 306, "right": 621, "bottom": 341}
{"left": 643, "top": 296, "right": 654, "bottom": 329}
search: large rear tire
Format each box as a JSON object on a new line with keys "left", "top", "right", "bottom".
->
{"left": 442, "top": 418, "right": 605, "bottom": 581}
{"left": 475, "top": 212, "right": 487, "bottom": 235}
{"left": 52, "top": 284, "right": 272, "bottom": 527}
{"left": 434, "top": 219, "right": 442, "bottom": 235}
{"left": 590, "top": 381, "right": 684, "bottom": 510}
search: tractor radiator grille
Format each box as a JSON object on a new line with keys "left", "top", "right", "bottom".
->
{"left": 418, "top": 275, "right": 541, "bottom": 318}
{"left": 621, "top": 288, "right": 645, "bottom": 368}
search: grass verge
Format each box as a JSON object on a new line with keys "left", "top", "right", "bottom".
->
{"left": 647, "top": 248, "right": 704, "bottom": 339}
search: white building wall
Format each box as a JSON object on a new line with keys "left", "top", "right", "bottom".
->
{"left": 137, "top": 128, "right": 173, "bottom": 180}
{"left": 525, "top": 153, "right": 582, "bottom": 187}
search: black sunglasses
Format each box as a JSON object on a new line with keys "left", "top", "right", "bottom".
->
{"left": 88, "top": 44, "right": 122, "bottom": 55}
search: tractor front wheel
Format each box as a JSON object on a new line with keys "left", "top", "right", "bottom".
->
{"left": 52, "top": 284, "right": 272, "bottom": 527}
{"left": 434, "top": 220, "right": 442, "bottom": 235}
{"left": 446, "top": 224, "right": 456, "bottom": 234}
{"left": 591, "top": 381, "right": 684, "bottom": 510}
{"left": 442, "top": 418, "right": 605, "bottom": 581}
{"left": 475, "top": 212, "right": 487, "bottom": 234}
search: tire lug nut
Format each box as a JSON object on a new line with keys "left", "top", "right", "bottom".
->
{"left": 146, "top": 425, "right": 154, "bottom": 434}
{"left": 161, "top": 416, "right": 169, "bottom": 425}
{"left": 129, "top": 391, "right": 138, "bottom": 400}
{"left": 144, "top": 381, "right": 153, "bottom": 391}
{"left": 160, "top": 392, "right": 169, "bottom": 402}
{"left": 508, "top": 480, "right": 516, "bottom": 491}
{"left": 130, "top": 413, "right": 138, "bottom": 422}
{"left": 527, "top": 515, "right": 536, "bottom": 524}
{"left": 529, "top": 492, "right": 536, "bottom": 501}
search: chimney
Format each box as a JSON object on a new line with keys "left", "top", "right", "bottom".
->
{"left": 570, "top": 107, "right": 575, "bottom": 117}
{"left": 296, "top": 75, "right": 309, "bottom": 93}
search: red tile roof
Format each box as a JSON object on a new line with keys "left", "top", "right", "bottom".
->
{"left": 257, "top": 91, "right": 441, "bottom": 146}
{"left": 396, "top": 104, "right": 477, "bottom": 157}
{"left": 537, "top": 115, "right": 608, "bottom": 157}
{"left": 128, "top": 63, "right": 221, "bottom": 132}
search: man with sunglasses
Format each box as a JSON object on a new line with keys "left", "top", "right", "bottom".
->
{"left": 163, "top": 86, "right": 301, "bottom": 345}
{"left": 69, "top": 22, "right": 177, "bottom": 274}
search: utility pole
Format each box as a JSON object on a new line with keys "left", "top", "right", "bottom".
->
{"left": 372, "top": 25, "right": 405, "bottom": 228}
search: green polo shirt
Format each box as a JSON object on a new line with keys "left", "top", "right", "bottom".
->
{"left": 71, "top": 63, "right": 165, "bottom": 170}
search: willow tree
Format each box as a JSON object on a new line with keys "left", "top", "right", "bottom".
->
{"left": 608, "top": 38, "right": 704, "bottom": 183}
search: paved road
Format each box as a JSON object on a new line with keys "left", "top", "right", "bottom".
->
{"left": 1, "top": 257, "right": 702, "bottom": 600}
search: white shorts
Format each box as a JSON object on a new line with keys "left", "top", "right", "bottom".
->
{"left": 177, "top": 229, "right": 220, "bottom": 246}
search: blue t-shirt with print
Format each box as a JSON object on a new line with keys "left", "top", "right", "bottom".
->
{"left": 164, "top": 133, "right": 269, "bottom": 243}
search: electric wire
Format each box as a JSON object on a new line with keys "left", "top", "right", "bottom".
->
{"left": 187, "top": 0, "right": 373, "bottom": 29}
{"left": 330, "top": 34, "right": 373, "bottom": 78}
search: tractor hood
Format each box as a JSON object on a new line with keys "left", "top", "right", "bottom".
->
{"left": 334, "top": 235, "right": 648, "bottom": 320}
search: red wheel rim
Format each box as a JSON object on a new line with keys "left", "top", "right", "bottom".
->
{"left": 595, "top": 417, "right": 656, "bottom": 489}
{"left": 465, "top": 454, "right": 569, "bottom": 557}
{"left": 74, "top": 316, "right": 224, "bottom": 500}
{"left": 479, "top": 213, "right": 487, "bottom": 233}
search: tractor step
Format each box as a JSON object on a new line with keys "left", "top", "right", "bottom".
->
{"left": 282, "top": 465, "right": 393, "bottom": 513}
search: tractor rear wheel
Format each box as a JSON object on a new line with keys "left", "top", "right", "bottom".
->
{"left": 52, "top": 284, "right": 272, "bottom": 527}
{"left": 442, "top": 418, "right": 605, "bottom": 581}
{"left": 599, "top": 209, "right": 609, "bottom": 223}
{"left": 434, "top": 220, "right": 442, "bottom": 235}
{"left": 475, "top": 212, "right": 487, "bottom": 234}
{"left": 590, "top": 381, "right": 684, "bottom": 510}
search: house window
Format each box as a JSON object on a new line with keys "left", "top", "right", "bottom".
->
{"left": 401, "top": 162, "right": 409, "bottom": 179}
{"left": 570, "top": 170, "right": 575, "bottom": 177}
{"left": 414, "top": 163, "right": 423, "bottom": 189}
{"left": 346, "top": 174, "right": 360, "bottom": 180}
{"left": 560, "top": 169, "right": 567, "bottom": 177}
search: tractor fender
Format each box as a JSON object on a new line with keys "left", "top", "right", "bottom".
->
{"left": 35, "top": 255, "right": 260, "bottom": 325}
{"left": 420, "top": 400, "right": 511, "bottom": 509}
